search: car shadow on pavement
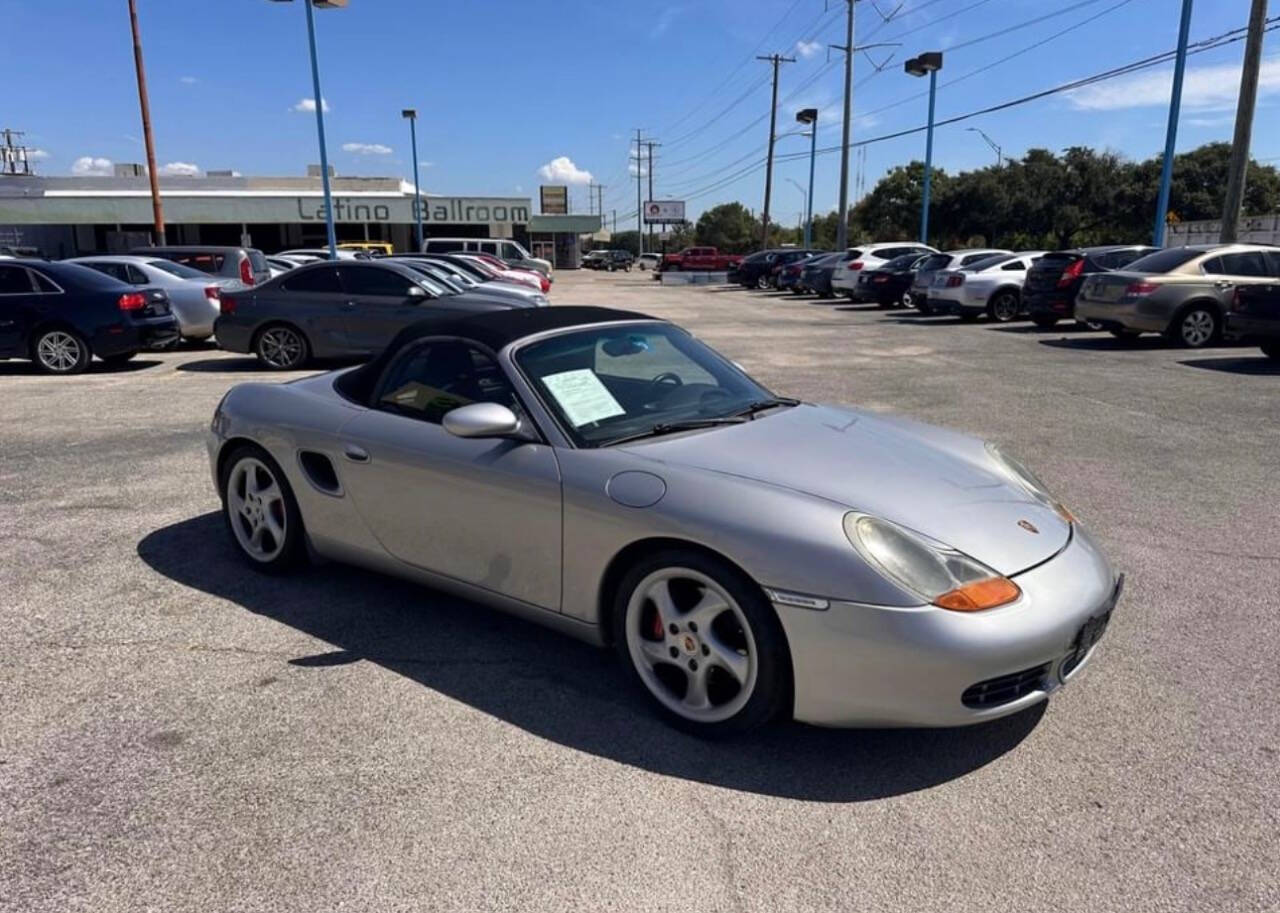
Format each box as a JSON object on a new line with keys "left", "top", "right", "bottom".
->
{"left": 0, "top": 358, "right": 163, "bottom": 376}
{"left": 1178, "top": 355, "right": 1280, "bottom": 375}
{"left": 138, "top": 512, "right": 1045, "bottom": 803}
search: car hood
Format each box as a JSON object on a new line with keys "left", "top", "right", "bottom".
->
{"left": 622, "top": 403, "right": 1069, "bottom": 576}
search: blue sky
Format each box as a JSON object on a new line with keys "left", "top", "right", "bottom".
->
{"left": 1, "top": 0, "right": 1273, "bottom": 225}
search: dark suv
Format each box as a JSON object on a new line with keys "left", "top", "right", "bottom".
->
{"left": 1023, "top": 245, "right": 1156, "bottom": 328}
{"left": 1227, "top": 282, "right": 1280, "bottom": 360}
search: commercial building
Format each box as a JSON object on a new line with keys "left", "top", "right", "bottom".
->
{"left": 0, "top": 166, "right": 599, "bottom": 266}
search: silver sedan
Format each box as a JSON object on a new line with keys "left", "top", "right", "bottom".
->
{"left": 71, "top": 255, "right": 229, "bottom": 340}
{"left": 207, "top": 306, "right": 1121, "bottom": 735}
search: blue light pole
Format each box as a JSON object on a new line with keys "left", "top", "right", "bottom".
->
{"left": 796, "top": 108, "right": 818, "bottom": 248}
{"left": 1153, "top": 0, "right": 1195, "bottom": 247}
{"left": 270, "top": 0, "right": 344, "bottom": 259}
{"left": 906, "top": 52, "right": 943, "bottom": 245}
{"left": 403, "top": 108, "right": 423, "bottom": 252}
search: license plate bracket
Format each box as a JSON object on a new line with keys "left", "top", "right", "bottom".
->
{"left": 1063, "top": 574, "right": 1124, "bottom": 675}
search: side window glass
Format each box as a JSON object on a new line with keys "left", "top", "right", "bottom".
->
{"left": 282, "top": 267, "right": 341, "bottom": 293}
{"left": 93, "top": 263, "right": 128, "bottom": 282}
{"left": 127, "top": 265, "right": 149, "bottom": 284}
{"left": 30, "top": 271, "right": 60, "bottom": 293}
{"left": 1202, "top": 257, "right": 1225, "bottom": 276}
{"left": 378, "top": 342, "right": 518, "bottom": 424}
{"left": 503, "top": 243, "right": 522, "bottom": 260}
{"left": 1214, "top": 251, "right": 1268, "bottom": 277}
{"left": 1002, "top": 260, "right": 1025, "bottom": 271}
{"left": 0, "top": 265, "right": 35, "bottom": 293}
{"left": 480, "top": 241, "right": 498, "bottom": 255}
{"left": 339, "top": 266, "right": 418, "bottom": 297}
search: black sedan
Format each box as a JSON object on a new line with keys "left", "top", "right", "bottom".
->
{"left": 214, "top": 260, "right": 526, "bottom": 370}
{"left": 1227, "top": 282, "right": 1280, "bottom": 360}
{"left": 1023, "top": 245, "right": 1157, "bottom": 328}
{"left": 851, "top": 253, "right": 929, "bottom": 307}
{"left": 0, "top": 259, "right": 179, "bottom": 374}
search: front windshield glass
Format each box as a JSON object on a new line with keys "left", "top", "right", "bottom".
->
{"left": 515, "top": 324, "right": 775, "bottom": 448}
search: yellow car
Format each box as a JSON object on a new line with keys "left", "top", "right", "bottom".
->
{"left": 337, "top": 241, "right": 394, "bottom": 256}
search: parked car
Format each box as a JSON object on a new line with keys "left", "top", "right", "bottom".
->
{"left": 851, "top": 253, "right": 931, "bottom": 307}
{"left": 395, "top": 257, "right": 548, "bottom": 307}
{"left": 660, "top": 246, "right": 744, "bottom": 272}
{"left": 455, "top": 253, "right": 550, "bottom": 293}
{"left": 927, "top": 252, "right": 1047, "bottom": 322}
{"left": 209, "top": 305, "right": 1120, "bottom": 734}
{"left": 1075, "top": 244, "right": 1280, "bottom": 347}
{"left": 831, "top": 242, "right": 937, "bottom": 299}
{"left": 1227, "top": 282, "right": 1280, "bottom": 360}
{"left": 213, "top": 260, "right": 523, "bottom": 370}
{"left": 133, "top": 245, "right": 271, "bottom": 288}
{"left": 422, "top": 237, "right": 552, "bottom": 277}
{"left": 401, "top": 253, "right": 549, "bottom": 301}
{"left": 636, "top": 253, "right": 662, "bottom": 270}
{"left": 0, "top": 259, "right": 179, "bottom": 373}
{"left": 71, "top": 254, "right": 227, "bottom": 341}
{"left": 763, "top": 250, "right": 827, "bottom": 289}
{"left": 338, "top": 241, "right": 393, "bottom": 256}
{"left": 729, "top": 249, "right": 792, "bottom": 289}
{"left": 585, "top": 250, "right": 634, "bottom": 271}
{"left": 1023, "top": 246, "right": 1158, "bottom": 328}
{"left": 799, "top": 251, "right": 860, "bottom": 299}
{"left": 909, "top": 250, "right": 1013, "bottom": 314}
{"left": 266, "top": 257, "right": 297, "bottom": 277}
{"left": 582, "top": 250, "right": 609, "bottom": 270}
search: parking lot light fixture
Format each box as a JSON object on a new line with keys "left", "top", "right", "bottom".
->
{"left": 905, "top": 51, "right": 942, "bottom": 245}
{"left": 268, "top": 0, "right": 346, "bottom": 259}
{"left": 402, "top": 109, "right": 423, "bottom": 252}
{"left": 796, "top": 108, "right": 818, "bottom": 248}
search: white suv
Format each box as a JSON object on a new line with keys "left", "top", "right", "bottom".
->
{"left": 423, "top": 237, "right": 552, "bottom": 277}
{"left": 831, "top": 242, "right": 936, "bottom": 298}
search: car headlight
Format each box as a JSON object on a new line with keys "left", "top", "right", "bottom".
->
{"left": 985, "top": 442, "right": 1075, "bottom": 524}
{"left": 843, "top": 513, "right": 1021, "bottom": 612}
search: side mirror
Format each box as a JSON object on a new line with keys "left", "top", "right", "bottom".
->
{"left": 407, "top": 285, "right": 427, "bottom": 298}
{"left": 442, "top": 402, "right": 522, "bottom": 439}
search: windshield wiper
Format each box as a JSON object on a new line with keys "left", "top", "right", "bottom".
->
{"left": 734, "top": 396, "right": 801, "bottom": 419}
{"left": 605, "top": 417, "right": 746, "bottom": 447}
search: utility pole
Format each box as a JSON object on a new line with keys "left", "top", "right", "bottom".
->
{"left": 596, "top": 184, "right": 605, "bottom": 219}
{"left": 645, "top": 140, "right": 661, "bottom": 251}
{"left": 756, "top": 53, "right": 795, "bottom": 250}
{"left": 1220, "top": 0, "right": 1269, "bottom": 243}
{"left": 127, "top": 0, "right": 165, "bottom": 245}
{"left": 1153, "top": 0, "right": 1194, "bottom": 247}
{"left": 633, "top": 129, "right": 644, "bottom": 256}
{"left": 612, "top": 209, "right": 617, "bottom": 233}
{"left": 834, "top": 0, "right": 857, "bottom": 250}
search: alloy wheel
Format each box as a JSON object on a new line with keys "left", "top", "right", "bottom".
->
{"left": 258, "top": 327, "right": 305, "bottom": 369}
{"left": 226, "top": 457, "right": 288, "bottom": 562}
{"left": 1179, "top": 309, "right": 1216, "bottom": 348}
{"left": 624, "top": 568, "right": 758, "bottom": 724}
{"left": 756, "top": 275, "right": 770, "bottom": 290}
{"left": 36, "top": 331, "right": 85, "bottom": 373}
{"left": 990, "top": 292, "right": 1019, "bottom": 322}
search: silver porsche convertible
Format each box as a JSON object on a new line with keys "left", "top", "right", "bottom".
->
{"left": 208, "top": 306, "right": 1122, "bottom": 735}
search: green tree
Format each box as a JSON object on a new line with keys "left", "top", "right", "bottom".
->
{"left": 695, "top": 202, "right": 761, "bottom": 252}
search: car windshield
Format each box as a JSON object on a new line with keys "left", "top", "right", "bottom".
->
{"left": 963, "top": 255, "right": 1012, "bottom": 272}
{"left": 1125, "top": 247, "right": 1202, "bottom": 273}
{"left": 515, "top": 324, "right": 779, "bottom": 448}
{"left": 882, "top": 253, "right": 923, "bottom": 270}
{"left": 147, "top": 259, "right": 207, "bottom": 280}
{"left": 917, "top": 254, "right": 951, "bottom": 271}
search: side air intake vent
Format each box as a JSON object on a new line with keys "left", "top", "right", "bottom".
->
{"left": 298, "top": 451, "right": 341, "bottom": 495}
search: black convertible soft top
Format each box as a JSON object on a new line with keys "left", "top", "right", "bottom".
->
{"left": 334, "top": 305, "right": 657, "bottom": 404}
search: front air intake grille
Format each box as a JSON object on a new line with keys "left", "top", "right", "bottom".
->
{"left": 961, "top": 663, "right": 1051, "bottom": 709}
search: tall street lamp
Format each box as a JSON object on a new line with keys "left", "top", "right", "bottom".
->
{"left": 966, "top": 126, "right": 1002, "bottom": 167}
{"left": 402, "top": 108, "right": 423, "bottom": 252}
{"left": 905, "top": 51, "right": 943, "bottom": 245}
{"left": 269, "top": 0, "right": 346, "bottom": 260}
{"left": 795, "top": 108, "right": 818, "bottom": 248}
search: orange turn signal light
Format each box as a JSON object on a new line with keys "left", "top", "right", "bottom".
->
{"left": 933, "top": 577, "right": 1021, "bottom": 612}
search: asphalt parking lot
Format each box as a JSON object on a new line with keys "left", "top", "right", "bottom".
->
{"left": 2, "top": 269, "right": 1278, "bottom": 913}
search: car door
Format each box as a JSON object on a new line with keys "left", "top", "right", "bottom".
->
{"left": 0, "top": 264, "right": 39, "bottom": 355}
{"left": 336, "top": 265, "right": 435, "bottom": 354}
{"left": 338, "top": 338, "right": 562, "bottom": 609}
{"left": 272, "top": 265, "right": 351, "bottom": 355}
{"left": 1202, "top": 250, "right": 1275, "bottom": 302}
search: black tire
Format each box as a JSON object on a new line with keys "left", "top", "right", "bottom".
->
{"left": 1031, "top": 315, "right": 1059, "bottom": 329}
{"left": 987, "top": 290, "right": 1021, "bottom": 323}
{"left": 1167, "top": 304, "right": 1220, "bottom": 349}
{"left": 253, "top": 323, "right": 311, "bottom": 370}
{"left": 218, "top": 443, "right": 306, "bottom": 573}
{"left": 611, "top": 549, "right": 791, "bottom": 737}
{"left": 916, "top": 300, "right": 935, "bottom": 315}
{"left": 1261, "top": 340, "right": 1280, "bottom": 360}
{"left": 958, "top": 312, "right": 980, "bottom": 323}
{"left": 668, "top": 264, "right": 681, "bottom": 272}
{"left": 1109, "top": 328, "right": 1140, "bottom": 340}
{"left": 101, "top": 351, "right": 138, "bottom": 366}
{"left": 31, "top": 327, "right": 91, "bottom": 375}
{"left": 756, "top": 275, "right": 770, "bottom": 290}
{"left": 819, "top": 291, "right": 833, "bottom": 300}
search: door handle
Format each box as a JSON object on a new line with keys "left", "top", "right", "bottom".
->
{"left": 343, "top": 444, "right": 370, "bottom": 463}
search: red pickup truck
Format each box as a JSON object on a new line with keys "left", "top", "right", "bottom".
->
{"left": 659, "top": 246, "right": 744, "bottom": 272}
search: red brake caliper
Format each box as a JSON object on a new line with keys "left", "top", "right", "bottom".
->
{"left": 651, "top": 606, "right": 664, "bottom": 639}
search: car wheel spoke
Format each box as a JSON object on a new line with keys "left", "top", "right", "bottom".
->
{"left": 704, "top": 632, "right": 749, "bottom": 685}
{"left": 685, "top": 587, "right": 729, "bottom": 629}
{"left": 682, "top": 665, "right": 712, "bottom": 711}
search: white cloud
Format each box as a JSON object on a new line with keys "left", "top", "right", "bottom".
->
{"left": 71, "top": 156, "right": 112, "bottom": 176}
{"left": 1067, "top": 57, "right": 1280, "bottom": 112}
{"left": 342, "top": 142, "right": 392, "bottom": 155}
{"left": 179, "top": 75, "right": 198, "bottom": 85}
{"left": 28, "top": 148, "right": 50, "bottom": 161}
{"left": 796, "top": 40, "right": 821, "bottom": 59}
{"left": 158, "top": 161, "right": 201, "bottom": 176}
{"left": 538, "top": 155, "right": 593, "bottom": 185}
{"left": 291, "top": 97, "right": 330, "bottom": 113}
{"left": 629, "top": 161, "right": 648, "bottom": 177}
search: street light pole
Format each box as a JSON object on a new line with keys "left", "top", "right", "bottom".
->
{"left": 403, "top": 108, "right": 423, "bottom": 252}
{"left": 127, "top": 0, "right": 165, "bottom": 245}
{"left": 1220, "top": 0, "right": 1269, "bottom": 243}
{"left": 906, "top": 52, "right": 943, "bottom": 245}
{"left": 796, "top": 108, "right": 818, "bottom": 249}
{"left": 1153, "top": 0, "right": 1194, "bottom": 247}
{"left": 966, "top": 126, "right": 1002, "bottom": 167}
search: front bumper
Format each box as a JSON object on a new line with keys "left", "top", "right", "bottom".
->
{"left": 774, "top": 526, "right": 1121, "bottom": 727}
